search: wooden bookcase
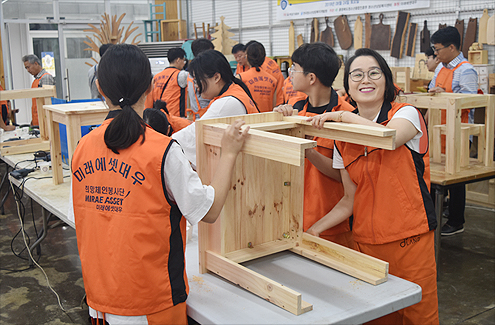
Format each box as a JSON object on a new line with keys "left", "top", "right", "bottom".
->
{"left": 0, "top": 86, "right": 56, "bottom": 155}
{"left": 195, "top": 112, "right": 395, "bottom": 315}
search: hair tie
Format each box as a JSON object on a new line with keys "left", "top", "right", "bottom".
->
{"left": 118, "top": 97, "right": 131, "bottom": 108}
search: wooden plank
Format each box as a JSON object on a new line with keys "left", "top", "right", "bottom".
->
{"left": 0, "top": 141, "right": 50, "bottom": 155}
{"left": 484, "top": 95, "right": 494, "bottom": 167}
{"left": 354, "top": 16, "right": 363, "bottom": 50}
{"left": 47, "top": 110, "right": 64, "bottom": 185}
{"left": 283, "top": 115, "right": 396, "bottom": 150}
{"left": 291, "top": 233, "right": 389, "bottom": 286}
{"left": 247, "top": 121, "right": 298, "bottom": 132}
{"left": 406, "top": 23, "right": 417, "bottom": 57}
{"left": 289, "top": 21, "right": 295, "bottom": 56}
{"left": 206, "top": 250, "right": 312, "bottom": 315}
{"left": 390, "top": 11, "right": 410, "bottom": 59}
{"left": 225, "top": 240, "right": 294, "bottom": 263}
{"left": 202, "top": 123, "right": 316, "bottom": 167}
{"left": 0, "top": 87, "right": 56, "bottom": 101}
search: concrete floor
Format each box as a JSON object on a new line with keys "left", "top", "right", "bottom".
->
{"left": 0, "top": 168, "right": 494, "bottom": 324}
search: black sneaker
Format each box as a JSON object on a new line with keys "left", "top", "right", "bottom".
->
{"left": 441, "top": 223, "right": 464, "bottom": 236}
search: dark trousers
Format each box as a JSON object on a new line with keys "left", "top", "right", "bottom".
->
{"left": 447, "top": 184, "right": 466, "bottom": 227}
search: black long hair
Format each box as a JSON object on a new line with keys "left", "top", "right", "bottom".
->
{"left": 343, "top": 48, "right": 397, "bottom": 106}
{"left": 97, "top": 44, "right": 152, "bottom": 154}
{"left": 245, "top": 41, "right": 265, "bottom": 72}
{"left": 188, "top": 50, "right": 258, "bottom": 109}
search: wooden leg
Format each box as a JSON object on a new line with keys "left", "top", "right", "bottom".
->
{"left": 291, "top": 233, "right": 389, "bottom": 285}
{"left": 461, "top": 127, "right": 470, "bottom": 167}
{"left": 432, "top": 125, "right": 442, "bottom": 163}
{"left": 478, "top": 125, "right": 486, "bottom": 163}
{"left": 47, "top": 111, "right": 63, "bottom": 185}
{"left": 66, "top": 115, "right": 82, "bottom": 168}
{"left": 206, "top": 250, "right": 313, "bottom": 315}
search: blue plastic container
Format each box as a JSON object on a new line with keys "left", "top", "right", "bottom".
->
{"left": 51, "top": 98, "right": 102, "bottom": 164}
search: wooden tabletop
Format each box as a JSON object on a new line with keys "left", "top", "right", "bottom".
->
{"left": 43, "top": 101, "right": 109, "bottom": 115}
{"left": 430, "top": 162, "right": 495, "bottom": 186}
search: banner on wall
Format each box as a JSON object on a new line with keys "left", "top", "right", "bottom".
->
{"left": 276, "top": 0, "right": 430, "bottom": 20}
{"left": 41, "top": 52, "right": 56, "bottom": 77}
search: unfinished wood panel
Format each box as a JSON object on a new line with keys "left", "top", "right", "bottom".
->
{"left": 161, "top": 19, "right": 187, "bottom": 41}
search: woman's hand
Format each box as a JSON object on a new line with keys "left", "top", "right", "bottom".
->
{"left": 307, "top": 111, "right": 340, "bottom": 129}
{"left": 221, "top": 119, "right": 250, "bottom": 158}
{"left": 273, "top": 104, "right": 295, "bottom": 116}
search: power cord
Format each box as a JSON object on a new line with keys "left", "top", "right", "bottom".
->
{"left": 8, "top": 178, "right": 66, "bottom": 312}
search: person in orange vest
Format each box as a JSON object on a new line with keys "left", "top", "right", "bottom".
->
{"left": 238, "top": 41, "right": 278, "bottom": 112}
{"left": 245, "top": 40, "right": 284, "bottom": 106}
{"left": 0, "top": 84, "right": 15, "bottom": 131}
{"left": 282, "top": 75, "right": 307, "bottom": 106}
{"left": 273, "top": 42, "right": 354, "bottom": 248}
{"left": 22, "top": 54, "right": 55, "bottom": 126}
{"left": 186, "top": 38, "right": 214, "bottom": 120}
{"left": 307, "top": 48, "right": 438, "bottom": 325}
{"left": 173, "top": 50, "right": 258, "bottom": 167}
{"left": 144, "top": 100, "right": 192, "bottom": 136}
{"left": 429, "top": 26, "right": 478, "bottom": 236}
{"left": 71, "top": 44, "right": 249, "bottom": 325}
{"left": 232, "top": 43, "right": 249, "bottom": 75}
{"left": 145, "top": 47, "right": 188, "bottom": 117}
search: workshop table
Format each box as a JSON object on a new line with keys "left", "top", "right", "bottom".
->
{"left": 1, "top": 153, "right": 423, "bottom": 324}
{"left": 430, "top": 164, "right": 495, "bottom": 263}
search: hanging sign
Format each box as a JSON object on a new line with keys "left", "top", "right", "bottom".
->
{"left": 276, "top": 0, "right": 430, "bottom": 21}
{"left": 41, "top": 51, "right": 56, "bottom": 77}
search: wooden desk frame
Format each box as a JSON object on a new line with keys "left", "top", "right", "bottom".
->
{"left": 43, "top": 101, "right": 109, "bottom": 185}
{"left": 0, "top": 86, "right": 56, "bottom": 155}
{"left": 196, "top": 112, "right": 395, "bottom": 315}
{"left": 397, "top": 93, "right": 495, "bottom": 174}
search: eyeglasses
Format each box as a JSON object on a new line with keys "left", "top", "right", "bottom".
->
{"left": 431, "top": 45, "right": 448, "bottom": 53}
{"left": 349, "top": 68, "right": 383, "bottom": 82}
{"left": 288, "top": 64, "right": 305, "bottom": 76}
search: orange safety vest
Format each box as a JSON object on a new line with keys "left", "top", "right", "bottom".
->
{"left": 72, "top": 117, "right": 188, "bottom": 316}
{"left": 282, "top": 77, "right": 307, "bottom": 106}
{"left": 235, "top": 62, "right": 249, "bottom": 75}
{"left": 335, "top": 102, "right": 435, "bottom": 245}
{"left": 31, "top": 72, "right": 50, "bottom": 126}
{"left": 261, "top": 57, "right": 284, "bottom": 106}
{"left": 205, "top": 82, "right": 259, "bottom": 115}
{"left": 296, "top": 92, "right": 355, "bottom": 240}
{"left": 165, "top": 109, "right": 192, "bottom": 134}
{"left": 435, "top": 61, "right": 471, "bottom": 153}
{"left": 186, "top": 74, "right": 202, "bottom": 121}
{"left": 0, "top": 84, "right": 10, "bottom": 122}
{"left": 239, "top": 67, "right": 277, "bottom": 112}
{"left": 146, "top": 67, "right": 187, "bottom": 117}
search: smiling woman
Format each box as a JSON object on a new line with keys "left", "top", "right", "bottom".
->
{"left": 306, "top": 48, "right": 439, "bottom": 325}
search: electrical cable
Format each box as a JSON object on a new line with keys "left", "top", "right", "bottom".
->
{"left": 9, "top": 179, "right": 66, "bottom": 312}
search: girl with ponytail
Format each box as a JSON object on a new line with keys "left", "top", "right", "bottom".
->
{"left": 71, "top": 44, "right": 248, "bottom": 324}
{"left": 173, "top": 49, "right": 259, "bottom": 166}
{"left": 237, "top": 41, "right": 278, "bottom": 112}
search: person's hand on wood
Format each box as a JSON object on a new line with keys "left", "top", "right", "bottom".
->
{"left": 428, "top": 86, "right": 445, "bottom": 93}
{"left": 307, "top": 111, "right": 345, "bottom": 129}
{"left": 273, "top": 104, "right": 295, "bottom": 116}
{"left": 221, "top": 119, "right": 250, "bottom": 158}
